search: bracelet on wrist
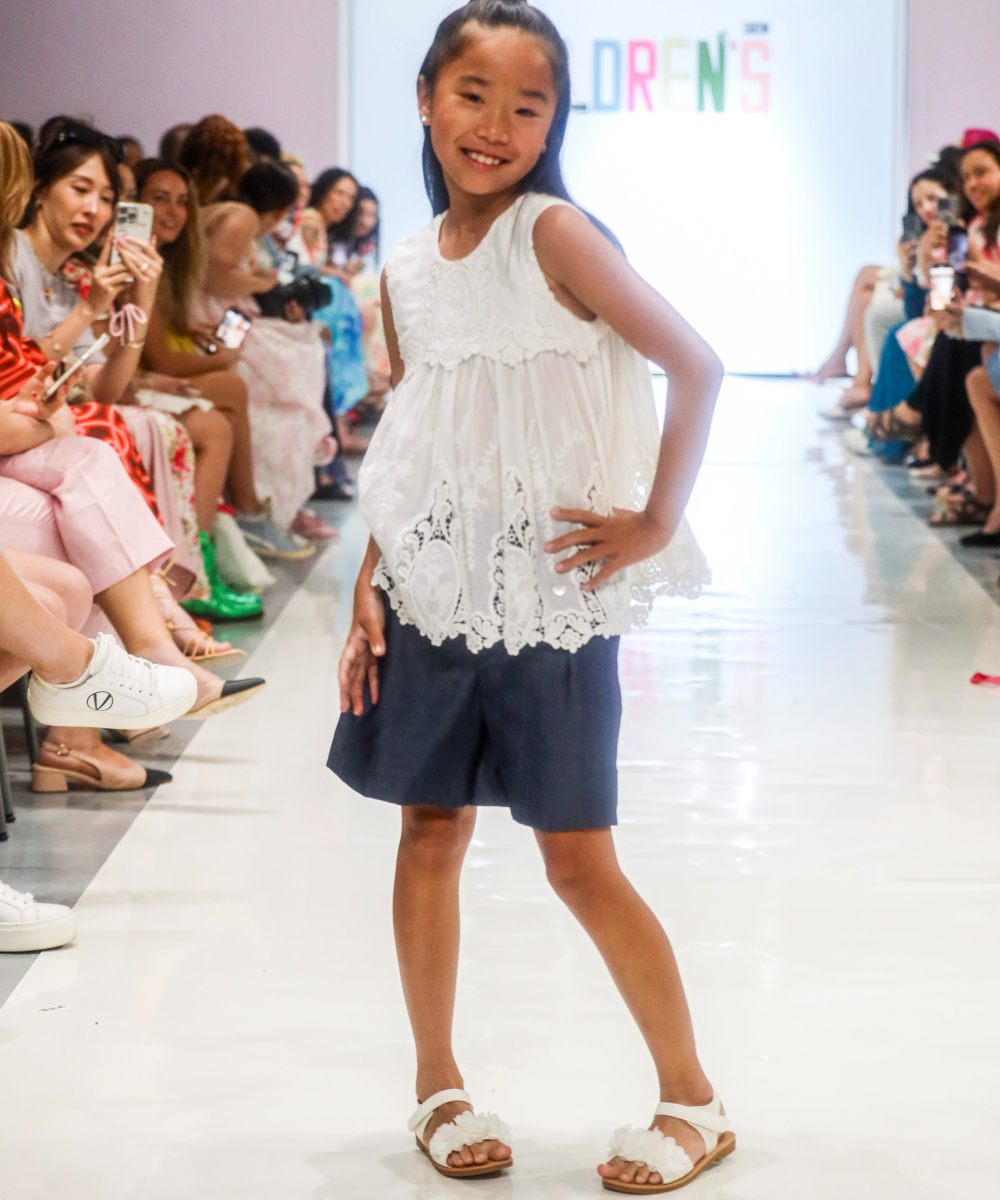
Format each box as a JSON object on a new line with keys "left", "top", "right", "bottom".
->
{"left": 126, "top": 338, "right": 146, "bottom": 349}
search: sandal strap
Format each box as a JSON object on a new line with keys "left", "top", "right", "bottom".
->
{"left": 654, "top": 1094, "right": 729, "bottom": 1152}
{"left": 407, "top": 1089, "right": 471, "bottom": 1138}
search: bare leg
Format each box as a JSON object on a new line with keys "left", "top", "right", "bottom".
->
{"left": 178, "top": 407, "right": 234, "bottom": 532}
{"left": 190, "top": 372, "right": 262, "bottom": 514}
{"left": 393, "top": 806, "right": 512, "bottom": 1169}
{"left": 535, "top": 829, "right": 715, "bottom": 1189}
{"left": 0, "top": 549, "right": 93, "bottom": 691}
{"left": 94, "top": 568, "right": 223, "bottom": 709}
{"left": 967, "top": 366, "right": 1000, "bottom": 530}
{"left": 812, "top": 265, "right": 880, "bottom": 381}
{"left": 960, "top": 422, "right": 995, "bottom": 508}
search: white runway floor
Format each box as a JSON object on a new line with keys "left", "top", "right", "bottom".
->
{"left": 1, "top": 379, "right": 999, "bottom": 1199}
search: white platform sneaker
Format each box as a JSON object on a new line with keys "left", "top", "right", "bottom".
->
{"left": 27, "top": 633, "right": 197, "bottom": 730}
{"left": 408, "top": 1089, "right": 513, "bottom": 1179}
{"left": 603, "top": 1094, "right": 735, "bottom": 1193}
{"left": 0, "top": 880, "right": 76, "bottom": 953}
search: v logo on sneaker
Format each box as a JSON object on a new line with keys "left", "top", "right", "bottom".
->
{"left": 86, "top": 691, "right": 115, "bottom": 712}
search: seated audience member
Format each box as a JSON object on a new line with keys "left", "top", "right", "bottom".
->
{"left": 194, "top": 146, "right": 334, "bottom": 549}
{"left": 952, "top": 265, "right": 1000, "bottom": 544}
{"left": 848, "top": 165, "right": 955, "bottom": 464}
{"left": 0, "top": 545, "right": 199, "bottom": 953}
{"left": 116, "top": 135, "right": 143, "bottom": 169}
{"left": 159, "top": 122, "right": 191, "bottom": 163}
{"left": 816, "top": 148, "right": 965, "bottom": 418}
{"left": 13, "top": 120, "right": 258, "bottom": 622}
{"left": 345, "top": 186, "right": 390, "bottom": 396}
{"left": 244, "top": 127, "right": 282, "bottom": 163}
{"left": 136, "top": 157, "right": 304, "bottom": 559}
{"left": 867, "top": 140, "right": 1000, "bottom": 506}
{"left": 0, "top": 380, "right": 264, "bottom": 788}
{"left": 0, "top": 120, "right": 264, "bottom": 789}
{"left": 179, "top": 114, "right": 250, "bottom": 204}
{"left": 300, "top": 168, "right": 369, "bottom": 451}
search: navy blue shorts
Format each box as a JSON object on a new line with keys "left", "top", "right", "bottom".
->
{"left": 327, "top": 599, "right": 621, "bottom": 831}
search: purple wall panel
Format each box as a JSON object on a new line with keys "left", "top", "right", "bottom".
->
{"left": 0, "top": 0, "right": 341, "bottom": 176}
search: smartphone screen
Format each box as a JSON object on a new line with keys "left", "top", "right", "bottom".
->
{"left": 901, "top": 212, "right": 924, "bottom": 243}
{"left": 947, "top": 228, "right": 970, "bottom": 271}
{"left": 109, "top": 202, "right": 154, "bottom": 265}
{"left": 214, "top": 308, "right": 253, "bottom": 350}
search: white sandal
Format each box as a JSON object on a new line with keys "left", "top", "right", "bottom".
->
{"left": 408, "top": 1088, "right": 513, "bottom": 1179}
{"left": 603, "top": 1093, "right": 735, "bottom": 1194}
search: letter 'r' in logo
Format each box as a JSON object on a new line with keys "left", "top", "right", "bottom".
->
{"left": 87, "top": 691, "right": 114, "bottom": 712}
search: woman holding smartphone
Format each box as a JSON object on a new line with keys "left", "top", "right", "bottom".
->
{"left": 12, "top": 121, "right": 258, "bottom": 638}
{"left": 135, "top": 159, "right": 307, "bottom": 561}
{"left": 0, "top": 120, "right": 266, "bottom": 790}
{"left": 194, "top": 153, "right": 335, "bottom": 552}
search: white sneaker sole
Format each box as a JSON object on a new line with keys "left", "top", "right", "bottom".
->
{"left": 0, "top": 914, "right": 77, "bottom": 953}
{"left": 27, "top": 675, "right": 198, "bottom": 731}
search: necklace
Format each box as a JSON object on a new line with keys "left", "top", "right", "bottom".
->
{"left": 24, "top": 230, "right": 62, "bottom": 303}
{"left": 39, "top": 262, "right": 59, "bottom": 304}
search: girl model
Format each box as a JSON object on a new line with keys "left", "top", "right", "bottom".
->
{"left": 329, "top": 3, "right": 730, "bottom": 1192}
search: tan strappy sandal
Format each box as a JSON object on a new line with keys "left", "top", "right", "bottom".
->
{"left": 408, "top": 1089, "right": 513, "bottom": 1179}
{"left": 602, "top": 1094, "right": 735, "bottom": 1194}
{"left": 150, "top": 573, "right": 246, "bottom": 668}
{"left": 170, "top": 624, "right": 246, "bottom": 669}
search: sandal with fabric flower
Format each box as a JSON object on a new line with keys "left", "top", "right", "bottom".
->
{"left": 602, "top": 1094, "right": 735, "bottom": 1194}
{"left": 408, "top": 1089, "right": 513, "bottom": 1179}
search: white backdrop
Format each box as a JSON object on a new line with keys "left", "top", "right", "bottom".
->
{"left": 348, "top": 0, "right": 903, "bottom": 374}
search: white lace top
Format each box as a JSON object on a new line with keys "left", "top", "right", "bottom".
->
{"left": 360, "top": 192, "right": 709, "bottom": 655}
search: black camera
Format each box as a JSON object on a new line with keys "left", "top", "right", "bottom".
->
{"left": 254, "top": 274, "right": 332, "bottom": 320}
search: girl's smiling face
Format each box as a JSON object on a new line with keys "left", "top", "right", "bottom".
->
{"left": 419, "top": 24, "right": 557, "bottom": 202}
{"left": 962, "top": 149, "right": 1000, "bottom": 214}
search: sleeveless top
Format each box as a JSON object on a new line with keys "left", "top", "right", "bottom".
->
{"left": 360, "top": 192, "right": 709, "bottom": 655}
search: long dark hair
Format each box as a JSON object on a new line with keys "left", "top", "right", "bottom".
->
{"left": 23, "top": 117, "right": 122, "bottom": 230}
{"left": 309, "top": 167, "right": 359, "bottom": 243}
{"left": 135, "top": 157, "right": 204, "bottom": 336}
{"left": 418, "top": 0, "right": 574, "bottom": 217}
{"left": 351, "top": 186, "right": 381, "bottom": 262}
{"left": 961, "top": 139, "right": 1000, "bottom": 249}
{"left": 236, "top": 160, "right": 299, "bottom": 215}
{"left": 906, "top": 167, "right": 955, "bottom": 216}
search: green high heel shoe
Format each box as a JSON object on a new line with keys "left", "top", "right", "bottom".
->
{"left": 181, "top": 531, "right": 264, "bottom": 622}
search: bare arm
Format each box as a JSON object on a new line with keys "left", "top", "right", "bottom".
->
{"left": 533, "top": 206, "right": 722, "bottom": 583}
{"left": 0, "top": 409, "right": 56, "bottom": 454}
{"left": 204, "top": 207, "right": 279, "bottom": 299}
{"left": 141, "top": 307, "right": 238, "bottom": 377}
